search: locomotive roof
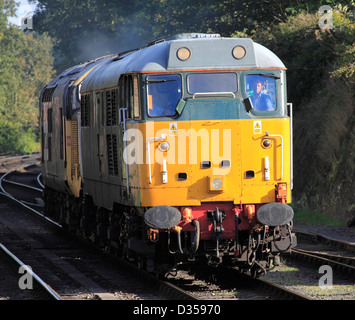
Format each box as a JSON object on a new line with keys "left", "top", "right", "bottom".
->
{"left": 51, "top": 34, "right": 286, "bottom": 93}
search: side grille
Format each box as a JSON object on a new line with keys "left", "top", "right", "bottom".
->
{"left": 106, "top": 89, "right": 118, "bottom": 126}
{"left": 42, "top": 86, "right": 56, "bottom": 102}
{"left": 71, "top": 121, "right": 79, "bottom": 178}
{"left": 106, "top": 91, "right": 112, "bottom": 126}
{"left": 111, "top": 89, "right": 118, "bottom": 125}
{"left": 81, "top": 94, "right": 89, "bottom": 126}
{"left": 107, "top": 134, "right": 119, "bottom": 176}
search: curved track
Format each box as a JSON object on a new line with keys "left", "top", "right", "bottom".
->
{"left": 0, "top": 156, "right": 197, "bottom": 300}
{"left": 3, "top": 155, "right": 352, "bottom": 300}
{"left": 0, "top": 157, "right": 309, "bottom": 300}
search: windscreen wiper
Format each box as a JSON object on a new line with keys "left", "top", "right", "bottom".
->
{"left": 144, "top": 79, "right": 177, "bottom": 84}
{"left": 256, "top": 73, "right": 280, "bottom": 79}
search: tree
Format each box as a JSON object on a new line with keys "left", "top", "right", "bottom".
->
{"left": 30, "top": 0, "right": 152, "bottom": 70}
{"left": 0, "top": 0, "right": 55, "bottom": 154}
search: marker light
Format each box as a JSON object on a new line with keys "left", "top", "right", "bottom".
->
{"left": 262, "top": 139, "right": 272, "bottom": 149}
{"left": 158, "top": 141, "right": 170, "bottom": 152}
{"left": 232, "top": 46, "right": 246, "bottom": 60}
{"left": 177, "top": 47, "right": 191, "bottom": 61}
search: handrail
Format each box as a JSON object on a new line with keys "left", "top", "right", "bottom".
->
{"left": 147, "top": 134, "right": 167, "bottom": 184}
{"left": 287, "top": 102, "right": 293, "bottom": 190}
{"left": 119, "top": 107, "right": 130, "bottom": 194}
{"left": 192, "top": 92, "right": 235, "bottom": 99}
{"left": 265, "top": 132, "right": 283, "bottom": 180}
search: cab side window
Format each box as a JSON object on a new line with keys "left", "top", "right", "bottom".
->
{"left": 146, "top": 74, "right": 182, "bottom": 117}
{"left": 119, "top": 74, "right": 140, "bottom": 119}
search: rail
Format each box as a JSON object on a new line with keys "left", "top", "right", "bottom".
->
{"left": 0, "top": 242, "right": 61, "bottom": 300}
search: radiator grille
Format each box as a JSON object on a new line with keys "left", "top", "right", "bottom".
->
{"left": 106, "top": 90, "right": 118, "bottom": 126}
{"left": 107, "top": 134, "right": 119, "bottom": 176}
{"left": 71, "top": 121, "right": 79, "bottom": 178}
{"left": 81, "top": 94, "right": 89, "bottom": 126}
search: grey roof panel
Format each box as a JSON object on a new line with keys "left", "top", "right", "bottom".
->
{"left": 80, "top": 36, "right": 286, "bottom": 93}
{"left": 168, "top": 38, "right": 257, "bottom": 70}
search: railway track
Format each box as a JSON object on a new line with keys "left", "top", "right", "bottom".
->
{"left": 167, "top": 265, "right": 311, "bottom": 300}
{"left": 0, "top": 242, "right": 61, "bottom": 300}
{"left": 291, "top": 248, "right": 355, "bottom": 276}
{"left": 1, "top": 155, "right": 352, "bottom": 301}
{"left": 292, "top": 230, "right": 355, "bottom": 276}
{"left": 263, "top": 230, "right": 355, "bottom": 299}
{"left": 0, "top": 155, "right": 59, "bottom": 299}
{"left": 289, "top": 230, "right": 355, "bottom": 284}
{"left": 0, "top": 157, "right": 310, "bottom": 301}
{"left": 0, "top": 156, "right": 197, "bottom": 300}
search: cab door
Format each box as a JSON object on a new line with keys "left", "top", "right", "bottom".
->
{"left": 118, "top": 74, "right": 141, "bottom": 200}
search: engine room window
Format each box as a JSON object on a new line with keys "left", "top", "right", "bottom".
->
{"left": 146, "top": 74, "right": 182, "bottom": 117}
{"left": 187, "top": 73, "right": 237, "bottom": 94}
{"left": 246, "top": 74, "right": 277, "bottom": 111}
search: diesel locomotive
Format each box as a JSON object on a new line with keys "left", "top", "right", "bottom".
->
{"left": 40, "top": 33, "right": 296, "bottom": 277}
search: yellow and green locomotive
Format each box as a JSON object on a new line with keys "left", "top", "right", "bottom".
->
{"left": 40, "top": 33, "right": 296, "bottom": 276}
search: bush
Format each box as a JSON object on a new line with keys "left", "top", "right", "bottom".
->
{"left": 252, "top": 9, "right": 355, "bottom": 223}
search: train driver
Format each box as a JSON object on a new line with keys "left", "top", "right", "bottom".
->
{"left": 247, "top": 76, "right": 276, "bottom": 111}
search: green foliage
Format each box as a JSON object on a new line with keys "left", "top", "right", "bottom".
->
{"left": 0, "top": 120, "right": 39, "bottom": 154}
{"left": 31, "top": 0, "right": 152, "bottom": 70}
{"left": 250, "top": 7, "right": 354, "bottom": 222}
{"left": 294, "top": 209, "right": 343, "bottom": 226}
{"left": 0, "top": 120, "right": 20, "bottom": 154}
{"left": 0, "top": 0, "right": 55, "bottom": 154}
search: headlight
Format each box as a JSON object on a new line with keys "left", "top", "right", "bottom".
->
{"left": 208, "top": 176, "right": 224, "bottom": 192}
{"left": 232, "top": 46, "right": 246, "bottom": 60}
{"left": 211, "top": 178, "right": 223, "bottom": 190}
{"left": 177, "top": 47, "right": 191, "bottom": 61}
{"left": 158, "top": 142, "right": 170, "bottom": 152}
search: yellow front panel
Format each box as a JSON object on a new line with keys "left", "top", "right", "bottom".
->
{"left": 132, "top": 118, "right": 291, "bottom": 207}
{"left": 240, "top": 118, "right": 292, "bottom": 203}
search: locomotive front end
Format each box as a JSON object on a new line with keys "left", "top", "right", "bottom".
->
{"left": 40, "top": 33, "right": 296, "bottom": 277}
{"left": 136, "top": 35, "right": 296, "bottom": 275}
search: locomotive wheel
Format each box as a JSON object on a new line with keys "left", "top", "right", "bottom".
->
{"left": 118, "top": 213, "right": 131, "bottom": 261}
{"left": 80, "top": 196, "right": 96, "bottom": 239}
{"left": 137, "top": 255, "right": 146, "bottom": 270}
